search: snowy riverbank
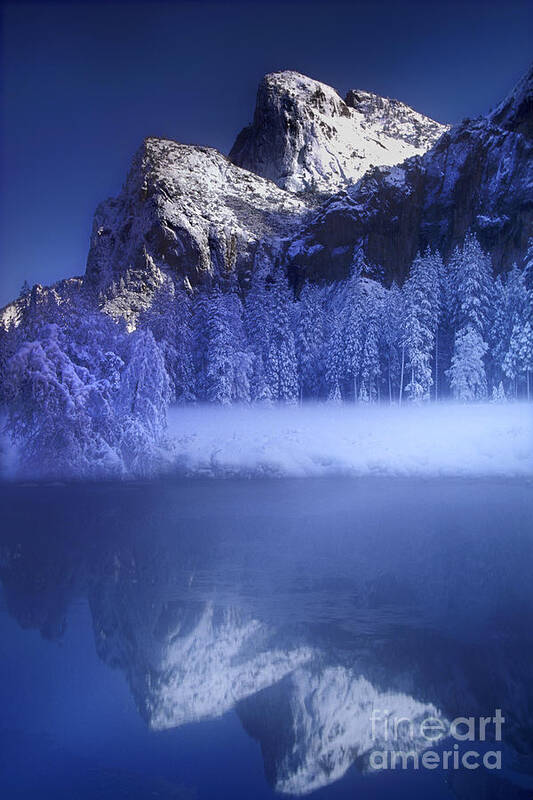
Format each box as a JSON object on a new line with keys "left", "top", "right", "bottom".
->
{"left": 167, "top": 403, "right": 533, "bottom": 478}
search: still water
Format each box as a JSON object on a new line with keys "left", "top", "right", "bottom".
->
{"left": 0, "top": 478, "right": 532, "bottom": 799}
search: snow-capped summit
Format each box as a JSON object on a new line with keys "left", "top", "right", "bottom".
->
{"left": 284, "top": 64, "right": 533, "bottom": 282}
{"left": 229, "top": 70, "right": 448, "bottom": 194}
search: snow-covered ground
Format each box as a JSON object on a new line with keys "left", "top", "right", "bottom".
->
{"left": 167, "top": 403, "right": 533, "bottom": 478}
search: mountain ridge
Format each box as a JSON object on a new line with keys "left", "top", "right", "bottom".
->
{"left": 1, "top": 65, "right": 531, "bottom": 332}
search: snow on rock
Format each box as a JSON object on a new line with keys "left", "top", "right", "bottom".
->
{"left": 239, "top": 664, "right": 445, "bottom": 796}
{"left": 0, "top": 279, "right": 85, "bottom": 333}
{"left": 167, "top": 403, "right": 533, "bottom": 479}
{"left": 93, "top": 592, "right": 312, "bottom": 729}
{"left": 147, "top": 606, "right": 313, "bottom": 730}
{"left": 229, "top": 70, "right": 448, "bottom": 195}
{"left": 285, "top": 113, "right": 533, "bottom": 283}
{"left": 85, "top": 138, "right": 310, "bottom": 304}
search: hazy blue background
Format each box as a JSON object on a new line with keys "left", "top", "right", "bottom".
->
{"left": 1, "top": 0, "right": 531, "bottom": 305}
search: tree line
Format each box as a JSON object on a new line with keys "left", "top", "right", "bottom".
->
{"left": 1, "top": 232, "right": 531, "bottom": 477}
{"left": 143, "top": 232, "right": 533, "bottom": 405}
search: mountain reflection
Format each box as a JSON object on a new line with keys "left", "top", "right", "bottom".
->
{"left": 1, "top": 479, "right": 532, "bottom": 798}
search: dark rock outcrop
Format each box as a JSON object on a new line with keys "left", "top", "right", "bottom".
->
{"left": 284, "top": 65, "right": 533, "bottom": 284}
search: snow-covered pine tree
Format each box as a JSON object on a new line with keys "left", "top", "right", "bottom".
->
{"left": 205, "top": 285, "right": 234, "bottom": 404}
{"left": 522, "top": 239, "right": 533, "bottom": 399}
{"left": 454, "top": 232, "right": 494, "bottom": 336}
{"left": 359, "top": 282, "right": 382, "bottom": 402}
{"left": 342, "top": 250, "right": 365, "bottom": 401}
{"left": 523, "top": 237, "right": 533, "bottom": 295}
{"left": 245, "top": 258, "right": 273, "bottom": 402}
{"left": 402, "top": 250, "right": 439, "bottom": 401}
{"left": 324, "top": 284, "right": 345, "bottom": 401}
{"left": 223, "top": 273, "right": 252, "bottom": 402}
{"left": 296, "top": 281, "right": 325, "bottom": 400}
{"left": 430, "top": 249, "right": 446, "bottom": 399}
{"left": 437, "top": 249, "right": 458, "bottom": 399}
{"left": 447, "top": 233, "right": 494, "bottom": 399}
{"left": 19, "top": 280, "right": 31, "bottom": 298}
{"left": 489, "top": 274, "right": 508, "bottom": 390}
{"left": 265, "top": 268, "right": 299, "bottom": 402}
{"left": 203, "top": 277, "right": 251, "bottom": 405}
{"left": 446, "top": 325, "right": 488, "bottom": 401}
{"left": 191, "top": 284, "right": 211, "bottom": 400}
{"left": 516, "top": 321, "right": 533, "bottom": 401}
{"left": 382, "top": 281, "right": 404, "bottom": 403}
{"left": 4, "top": 323, "right": 97, "bottom": 476}
{"left": 491, "top": 381, "right": 506, "bottom": 403}
{"left": 498, "top": 264, "right": 529, "bottom": 397}
{"left": 139, "top": 278, "right": 195, "bottom": 404}
{"left": 118, "top": 328, "right": 170, "bottom": 475}
{"left": 445, "top": 245, "right": 461, "bottom": 334}
{"left": 119, "top": 328, "right": 170, "bottom": 437}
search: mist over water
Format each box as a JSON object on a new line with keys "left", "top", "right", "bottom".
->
{"left": 166, "top": 402, "right": 533, "bottom": 478}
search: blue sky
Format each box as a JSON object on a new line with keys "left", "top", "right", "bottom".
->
{"left": 1, "top": 0, "right": 531, "bottom": 305}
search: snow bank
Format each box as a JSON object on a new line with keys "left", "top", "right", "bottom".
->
{"left": 167, "top": 403, "right": 533, "bottom": 478}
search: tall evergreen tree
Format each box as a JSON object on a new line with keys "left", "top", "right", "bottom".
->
{"left": 454, "top": 232, "right": 494, "bottom": 336}
{"left": 382, "top": 281, "right": 404, "bottom": 404}
{"left": 191, "top": 284, "right": 211, "bottom": 400}
{"left": 140, "top": 278, "right": 195, "bottom": 404}
{"left": 324, "top": 285, "right": 345, "bottom": 401}
{"left": 359, "top": 283, "right": 382, "bottom": 402}
{"left": 245, "top": 259, "right": 273, "bottom": 402}
{"left": 204, "top": 279, "right": 251, "bottom": 404}
{"left": 264, "top": 268, "right": 298, "bottom": 402}
{"left": 500, "top": 264, "right": 529, "bottom": 396}
{"left": 402, "top": 251, "right": 439, "bottom": 401}
{"left": 342, "top": 251, "right": 365, "bottom": 401}
{"left": 296, "top": 282, "right": 325, "bottom": 400}
{"left": 448, "top": 233, "right": 494, "bottom": 398}
{"left": 522, "top": 239, "right": 533, "bottom": 399}
{"left": 447, "top": 326, "right": 488, "bottom": 401}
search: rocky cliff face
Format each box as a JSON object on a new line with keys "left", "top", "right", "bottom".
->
{"left": 1, "top": 66, "right": 531, "bottom": 333}
{"left": 238, "top": 665, "right": 442, "bottom": 795}
{"left": 284, "top": 66, "right": 533, "bottom": 284}
{"left": 80, "top": 63, "right": 533, "bottom": 299}
{"left": 85, "top": 137, "right": 309, "bottom": 291}
{"left": 229, "top": 70, "right": 447, "bottom": 195}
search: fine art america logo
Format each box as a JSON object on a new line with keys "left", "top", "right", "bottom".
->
{"left": 369, "top": 709, "right": 505, "bottom": 771}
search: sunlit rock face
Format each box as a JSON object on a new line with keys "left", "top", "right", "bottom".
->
{"left": 84, "top": 138, "right": 309, "bottom": 293}
{"left": 238, "top": 665, "right": 444, "bottom": 795}
{"left": 229, "top": 71, "right": 447, "bottom": 195}
{"left": 284, "top": 66, "right": 533, "bottom": 283}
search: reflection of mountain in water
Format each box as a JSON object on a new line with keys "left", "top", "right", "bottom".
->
{"left": 239, "top": 665, "right": 441, "bottom": 795}
{"left": 93, "top": 592, "right": 313, "bottom": 729}
{"left": 1, "top": 479, "right": 533, "bottom": 798}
